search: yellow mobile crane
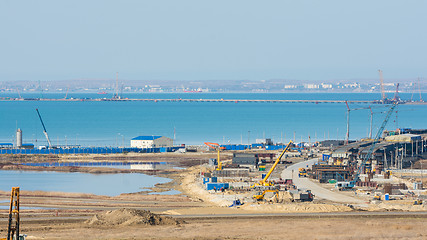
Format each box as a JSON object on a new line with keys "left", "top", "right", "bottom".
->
{"left": 253, "top": 141, "right": 293, "bottom": 201}
{"left": 253, "top": 140, "right": 293, "bottom": 187}
{"left": 204, "top": 142, "right": 223, "bottom": 170}
{"left": 1, "top": 187, "right": 21, "bottom": 240}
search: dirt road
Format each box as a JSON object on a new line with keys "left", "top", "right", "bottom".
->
{"left": 281, "top": 159, "right": 365, "bottom": 204}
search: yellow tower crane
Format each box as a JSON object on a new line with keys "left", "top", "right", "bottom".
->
{"left": 204, "top": 142, "right": 223, "bottom": 170}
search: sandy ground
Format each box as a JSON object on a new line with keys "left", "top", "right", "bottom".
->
{"left": 13, "top": 215, "right": 427, "bottom": 240}
{"left": 1, "top": 152, "right": 426, "bottom": 239}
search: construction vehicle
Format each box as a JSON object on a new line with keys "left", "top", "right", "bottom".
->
{"left": 291, "top": 190, "right": 314, "bottom": 202}
{"left": 35, "top": 108, "right": 53, "bottom": 148}
{"left": 253, "top": 189, "right": 279, "bottom": 203}
{"left": 373, "top": 192, "right": 382, "bottom": 201}
{"left": 298, "top": 168, "right": 307, "bottom": 177}
{"left": 335, "top": 103, "right": 396, "bottom": 190}
{"left": 1, "top": 187, "right": 25, "bottom": 240}
{"left": 204, "top": 142, "right": 222, "bottom": 170}
{"left": 252, "top": 140, "right": 293, "bottom": 188}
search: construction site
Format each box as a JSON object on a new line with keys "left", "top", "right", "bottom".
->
{"left": 0, "top": 73, "right": 426, "bottom": 239}
{"left": 0, "top": 101, "right": 425, "bottom": 239}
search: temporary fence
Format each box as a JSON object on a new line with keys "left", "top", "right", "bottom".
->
{"left": 0, "top": 146, "right": 184, "bottom": 155}
{"left": 20, "top": 161, "right": 168, "bottom": 167}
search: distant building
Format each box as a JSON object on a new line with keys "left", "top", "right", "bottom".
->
{"left": 304, "top": 84, "right": 320, "bottom": 89}
{"left": 321, "top": 83, "right": 333, "bottom": 89}
{"left": 284, "top": 85, "right": 298, "bottom": 89}
{"left": 130, "top": 136, "right": 173, "bottom": 148}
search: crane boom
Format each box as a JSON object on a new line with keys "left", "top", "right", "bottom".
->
{"left": 350, "top": 103, "right": 396, "bottom": 186}
{"left": 204, "top": 142, "right": 222, "bottom": 170}
{"left": 35, "top": 109, "right": 52, "bottom": 148}
{"left": 258, "top": 140, "right": 293, "bottom": 186}
{"left": 379, "top": 69, "right": 386, "bottom": 102}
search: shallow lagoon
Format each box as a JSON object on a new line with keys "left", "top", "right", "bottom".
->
{"left": 0, "top": 170, "right": 175, "bottom": 196}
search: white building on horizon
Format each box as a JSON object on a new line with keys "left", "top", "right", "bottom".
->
{"left": 130, "top": 136, "right": 173, "bottom": 148}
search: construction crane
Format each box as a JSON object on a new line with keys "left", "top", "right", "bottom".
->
{"left": 1, "top": 187, "right": 21, "bottom": 240}
{"left": 337, "top": 104, "right": 396, "bottom": 190}
{"left": 204, "top": 142, "right": 222, "bottom": 170}
{"left": 35, "top": 109, "right": 52, "bottom": 148}
{"left": 253, "top": 140, "right": 293, "bottom": 187}
{"left": 345, "top": 101, "right": 372, "bottom": 144}
{"left": 368, "top": 106, "right": 373, "bottom": 139}
{"left": 379, "top": 69, "right": 387, "bottom": 102}
{"left": 392, "top": 83, "right": 400, "bottom": 102}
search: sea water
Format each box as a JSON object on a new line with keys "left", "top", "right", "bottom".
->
{"left": 0, "top": 93, "right": 425, "bottom": 146}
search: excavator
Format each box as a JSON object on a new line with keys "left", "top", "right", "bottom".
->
{"left": 253, "top": 189, "right": 279, "bottom": 202}
{"left": 252, "top": 141, "right": 293, "bottom": 201}
{"left": 1, "top": 187, "right": 24, "bottom": 240}
{"left": 204, "top": 142, "right": 223, "bottom": 170}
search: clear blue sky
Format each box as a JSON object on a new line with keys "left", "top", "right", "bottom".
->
{"left": 1, "top": 0, "right": 426, "bottom": 81}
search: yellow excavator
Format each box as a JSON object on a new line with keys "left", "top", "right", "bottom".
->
{"left": 253, "top": 189, "right": 279, "bottom": 202}
{"left": 1, "top": 187, "right": 23, "bottom": 240}
{"left": 204, "top": 142, "right": 223, "bottom": 170}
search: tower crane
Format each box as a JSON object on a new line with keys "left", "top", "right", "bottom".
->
{"left": 204, "top": 142, "right": 222, "bottom": 170}
{"left": 378, "top": 69, "right": 387, "bottom": 102}
{"left": 337, "top": 103, "right": 396, "bottom": 190}
{"left": 35, "top": 109, "right": 52, "bottom": 148}
{"left": 392, "top": 83, "right": 400, "bottom": 102}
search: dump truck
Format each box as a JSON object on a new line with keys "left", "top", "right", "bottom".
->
{"left": 291, "top": 190, "right": 314, "bottom": 202}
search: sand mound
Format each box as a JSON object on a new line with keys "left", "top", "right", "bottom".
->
{"left": 86, "top": 208, "right": 181, "bottom": 226}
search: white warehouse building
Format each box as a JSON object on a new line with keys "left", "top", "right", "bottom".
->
{"left": 130, "top": 136, "right": 173, "bottom": 148}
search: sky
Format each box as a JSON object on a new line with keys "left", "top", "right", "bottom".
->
{"left": 0, "top": 0, "right": 426, "bottom": 82}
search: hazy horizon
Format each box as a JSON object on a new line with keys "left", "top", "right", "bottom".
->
{"left": 1, "top": 1, "right": 426, "bottom": 82}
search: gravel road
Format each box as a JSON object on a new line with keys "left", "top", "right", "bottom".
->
{"left": 281, "top": 159, "right": 365, "bottom": 204}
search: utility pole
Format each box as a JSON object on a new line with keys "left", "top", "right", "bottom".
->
{"left": 369, "top": 106, "right": 373, "bottom": 139}
{"left": 248, "top": 131, "right": 250, "bottom": 146}
{"left": 345, "top": 101, "right": 350, "bottom": 144}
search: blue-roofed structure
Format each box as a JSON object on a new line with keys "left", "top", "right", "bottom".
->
{"left": 131, "top": 136, "right": 162, "bottom": 140}
{"left": 130, "top": 136, "right": 173, "bottom": 149}
{"left": 0, "top": 143, "right": 13, "bottom": 149}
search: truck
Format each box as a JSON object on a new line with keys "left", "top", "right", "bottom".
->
{"left": 298, "top": 168, "right": 307, "bottom": 177}
{"left": 291, "top": 190, "right": 314, "bottom": 202}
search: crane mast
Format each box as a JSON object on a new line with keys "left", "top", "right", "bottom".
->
{"left": 378, "top": 69, "right": 386, "bottom": 102}
{"left": 350, "top": 103, "right": 396, "bottom": 186}
{"left": 35, "top": 109, "right": 52, "bottom": 148}
{"left": 204, "top": 142, "right": 222, "bottom": 170}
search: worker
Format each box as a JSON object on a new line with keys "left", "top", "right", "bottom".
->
{"left": 213, "top": 186, "right": 216, "bottom": 192}
{"left": 221, "top": 187, "right": 224, "bottom": 192}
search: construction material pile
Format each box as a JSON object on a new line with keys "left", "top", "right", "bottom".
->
{"left": 86, "top": 208, "right": 181, "bottom": 226}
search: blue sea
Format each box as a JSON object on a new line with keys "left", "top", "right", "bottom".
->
{"left": 0, "top": 93, "right": 426, "bottom": 147}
